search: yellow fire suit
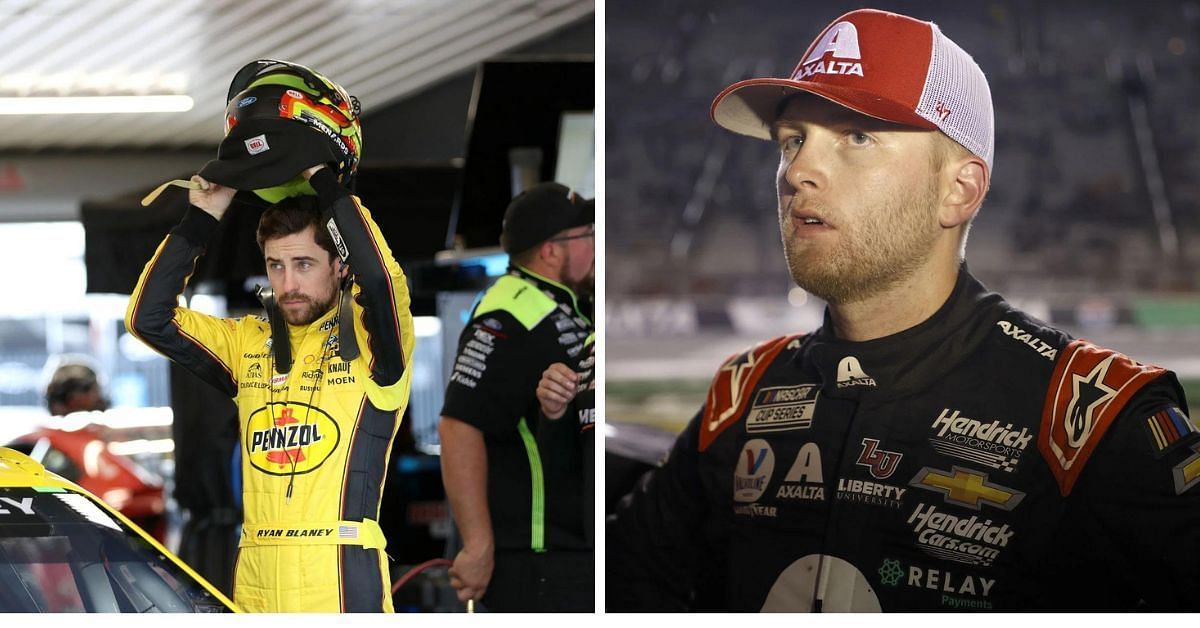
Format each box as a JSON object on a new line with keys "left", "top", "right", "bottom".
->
{"left": 126, "top": 169, "right": 414, "bottom": 612}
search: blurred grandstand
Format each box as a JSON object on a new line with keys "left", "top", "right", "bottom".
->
{"left": 607, "top": 0, "right": 1200, "bottom": 431}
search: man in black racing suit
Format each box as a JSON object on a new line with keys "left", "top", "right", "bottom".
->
{"left": 607, "top": 8, "right": 1200, "bottom": 612}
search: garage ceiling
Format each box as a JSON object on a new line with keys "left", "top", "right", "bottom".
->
{"left": 0, "top": 0, "right": 593, "bottom": 150}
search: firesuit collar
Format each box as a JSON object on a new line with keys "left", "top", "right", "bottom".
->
{"left": 510, "top": 264, "right": 592, "bottom": 326}
{"left": 798, "top": 264, "right": 1007, "bottom": 401}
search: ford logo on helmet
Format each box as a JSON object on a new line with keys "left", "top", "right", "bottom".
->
{"left": 237, "top": 96, "right": 257, "bottom": 108}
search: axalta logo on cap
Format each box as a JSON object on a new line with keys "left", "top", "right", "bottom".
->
{"left": 795, "top": 21, "right": 864, "bottom": 79}
{"left": 245, "top": 134, "right": 270, "bottom": 155}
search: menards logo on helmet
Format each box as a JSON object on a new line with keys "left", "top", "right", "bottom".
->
{"left": 245, "top": 403, "right": 341, "bottom": 475}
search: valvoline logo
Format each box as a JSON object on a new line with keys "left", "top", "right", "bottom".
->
{"left": 245, "top": 402, "right": 341, "bottom": 476}
{"left": 733, "top": 439, "right": 775, "bottom": 503}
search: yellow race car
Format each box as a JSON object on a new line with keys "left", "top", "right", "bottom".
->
{"left": 0, "top": 447, "right": 238, "bottom": 612}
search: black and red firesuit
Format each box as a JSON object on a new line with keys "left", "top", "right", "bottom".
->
{"left": 608, "top": 267, "right": 1200, "bottom": 611}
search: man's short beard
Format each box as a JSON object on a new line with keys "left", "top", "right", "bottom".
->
{"left": 559, "top": 250, "right": 595, "bottom": 298}
{"left": 281, "top": 292, "right": 337, "bottom": 326}
{"left": 781, "top": 178, "right": 941, "bottom": 305}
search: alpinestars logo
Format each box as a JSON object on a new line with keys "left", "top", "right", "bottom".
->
{"left": 1064, "top": 355, "right": 1117, "bottom": 448}
{"left": 836, "top": 356, "right": 876, "bottom": 389}
{"left": 796, "top": 21, "right": 865, "bottom": 79}
{"left": 856, "top": 438, "right": 902, "bottom": 479}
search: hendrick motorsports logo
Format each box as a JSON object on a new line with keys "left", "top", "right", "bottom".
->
{"left": 929, "top": 409, "right": 1031, "bottom": 473}
{"left": 245, "top": 402, "right": 341, "bottom": 476}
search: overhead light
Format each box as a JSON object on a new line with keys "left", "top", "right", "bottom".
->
{"left": 0, "top": 95, "right": 194, "bottom": 115}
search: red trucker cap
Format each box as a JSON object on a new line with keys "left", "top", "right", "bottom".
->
{"left": 711, "top": 8, "right": 994, "bottom": 171}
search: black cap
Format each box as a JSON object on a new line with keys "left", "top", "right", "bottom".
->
{"left": 500, "top": 182, "right": 593, "bottom": 255}
{"left": 198, "top": 117, "right": 336, "bottom": 191}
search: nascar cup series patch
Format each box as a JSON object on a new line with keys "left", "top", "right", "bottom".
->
{"left": 245, "top": 402, "right": 341, "bottom": 475}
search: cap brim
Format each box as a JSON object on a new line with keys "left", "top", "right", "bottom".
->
{"left": 711, "top": 78, "right": 937, "bottom": 140}
{"left": 199, "top": 119, "right": 337, "bottom": 191}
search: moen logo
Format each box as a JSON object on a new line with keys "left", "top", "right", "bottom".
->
{"left": 245, "top": 403, "right": 341, "bottom": 476}
{"left": 910, "top": 466, "right": 1025, "bottom": 511}
{"left": 856, "top": 438, "right": 903, "bottom": 479}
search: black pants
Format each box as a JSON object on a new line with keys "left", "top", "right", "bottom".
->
{"left": 482, "top": 549, "right": 594, "bottom": 612}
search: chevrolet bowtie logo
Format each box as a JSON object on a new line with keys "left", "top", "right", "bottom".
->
{"left": 910, "top": 466, "right": 1025, "bottom": 511}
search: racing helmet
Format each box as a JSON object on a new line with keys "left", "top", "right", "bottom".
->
{"left": 199, "top": 59, "right": 363, "bottom": 203}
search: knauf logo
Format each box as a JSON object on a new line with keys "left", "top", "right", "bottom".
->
{"left": 795, "top": 21, "right": 864, "bottom": 79}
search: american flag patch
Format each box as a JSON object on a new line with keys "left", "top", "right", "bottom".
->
{"left": 338, "top": 525, "right": 357, "bottom": 539}
{"left": 1145, "top": 406, "right": 1198, "bottom": 457}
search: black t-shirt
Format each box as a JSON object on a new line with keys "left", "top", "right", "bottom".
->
{"left": 441, "top": 267, "right": 593, "bottom": 551}
{"left": 538, "top": 336, "right": 596, "bottom": 548}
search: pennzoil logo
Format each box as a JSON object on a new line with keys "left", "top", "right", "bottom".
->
{"left": 245, "top": 402, "right": 341, "bottom": 476}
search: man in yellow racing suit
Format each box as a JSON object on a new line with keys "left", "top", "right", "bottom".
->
{"left": 126, "top": 164, "right": 413, "bottom": 612}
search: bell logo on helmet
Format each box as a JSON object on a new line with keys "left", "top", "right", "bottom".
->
{"left": 245, "top": 134, "right": 270, "bottom": 155}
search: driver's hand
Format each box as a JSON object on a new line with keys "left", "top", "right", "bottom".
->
{"left": 188, "top": 175, "right": 236, "bottom": 220}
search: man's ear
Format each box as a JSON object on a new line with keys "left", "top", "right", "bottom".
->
{"left": 538, "top": 239, "right": 559, "bottom": 264}
{"left": 938, "top": 157, "right": 988, "bottom": 229}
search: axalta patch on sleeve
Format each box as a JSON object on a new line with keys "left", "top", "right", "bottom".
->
{"left": 1038, "top": 340, "right": 1166, "bottom": 496}
{"left": 699, "top": 334, "right": 803, "bottom": 452}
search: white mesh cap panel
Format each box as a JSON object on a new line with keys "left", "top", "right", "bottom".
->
{"left": 915, "top": 24, "right": 995, "bottom": 171}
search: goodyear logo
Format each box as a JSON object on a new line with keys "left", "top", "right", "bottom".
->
{"left": 245, "top": 402, "right": 341, "bottom": 476}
